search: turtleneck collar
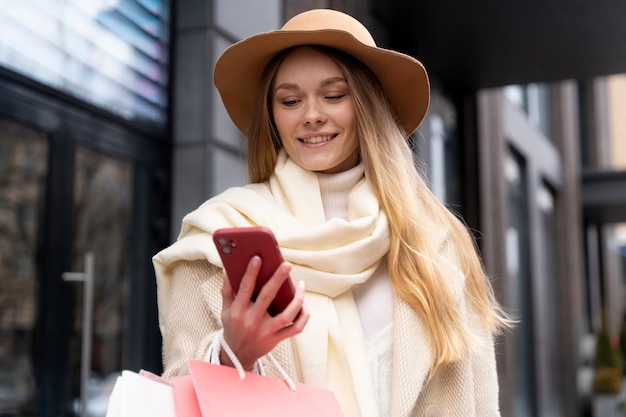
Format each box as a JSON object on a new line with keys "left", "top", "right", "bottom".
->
{"left": 316, "top": 163, "right": 365, "bottom": 220}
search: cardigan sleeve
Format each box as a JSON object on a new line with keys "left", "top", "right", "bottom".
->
{"left": 160, "top": 259, "right": 223, "bottom": 380}
{"left": 472, "top": 332, "right": 501, "bottom": 416}
{"left": 410, "top": 310, "right": 501, "bottom": 417}
{"left": 454, "top": 273, "right": 502, "bottom": 416}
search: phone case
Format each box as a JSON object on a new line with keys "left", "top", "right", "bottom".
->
{"left": 213, "top": 227, "right": 295, "bottom": 316}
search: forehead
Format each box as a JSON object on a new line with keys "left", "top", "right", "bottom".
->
{"left": 275, "top": 46, "right": 344, "bottom": 77}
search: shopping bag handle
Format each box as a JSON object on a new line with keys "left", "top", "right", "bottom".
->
{"left": 209, "top": 330, "right": 297, "bottom": 391}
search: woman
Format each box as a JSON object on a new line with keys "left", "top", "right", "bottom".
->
{"left": 153, "top": 8, "right": 511, "bottom": 417}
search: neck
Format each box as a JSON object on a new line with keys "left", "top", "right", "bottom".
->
{"left": 316, "top": 163, "right": 365, "bottom": 220}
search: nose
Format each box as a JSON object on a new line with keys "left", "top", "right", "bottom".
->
{"left": 302, "top": 101, "right": 327, "bottom": 125}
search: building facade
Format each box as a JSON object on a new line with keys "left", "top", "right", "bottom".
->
{"left": 0, "top": 2, "right": 172, "bottom": 415}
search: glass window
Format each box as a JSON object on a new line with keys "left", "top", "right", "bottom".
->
{"left": 68, "top": 146, "right": 133, "bottom": 415}
{"left": 536, "top": 181, "right": 565, "bottom": 416}
{"left": 0, "top": 117, "right": 48, "bottom": 414}
{"left": 427, "top": 89, "right": 462, "bottom": 210}
{"left": 505, "top": 147, "right": 537, "bottom": 417}
{"left": 0, "top": 0, "right": 170, "bottom": 129}
{"left": 504, "top": 85, "right": 526, "bottom": 109}
{"left": 617, "top": 224, "right": 626, "bottom": 258}
{"left": 504, "top": 83, "right": 552, "bottom": 138}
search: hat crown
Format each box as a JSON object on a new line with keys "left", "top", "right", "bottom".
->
{"left": 280, "top": 9, "right": 376, "bottom": 47}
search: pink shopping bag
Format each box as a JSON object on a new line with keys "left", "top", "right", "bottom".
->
{"left": 172, "top": 359, "right": 344, "bottom": 417}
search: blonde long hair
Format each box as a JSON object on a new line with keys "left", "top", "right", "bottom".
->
{"left": 246, "top": 46, "right": 512, "bottom": 374}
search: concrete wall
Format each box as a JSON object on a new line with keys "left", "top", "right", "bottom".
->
{"left": 170, "top": 0, "right": 281, "bottom": 238}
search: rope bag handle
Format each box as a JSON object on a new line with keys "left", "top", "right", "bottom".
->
{"left": 208, "top": 329, "right": 297, "bottom": 391}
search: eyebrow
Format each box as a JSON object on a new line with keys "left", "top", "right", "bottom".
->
{"left": 274, "top": 76, "right": 347, "bottom": 92}
{"left": 320, "top": 76, "right": 347, "bottom": 87}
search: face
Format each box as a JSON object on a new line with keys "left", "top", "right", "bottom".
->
{"left": 271, "top": 47, "right": 359, "bottom": 174}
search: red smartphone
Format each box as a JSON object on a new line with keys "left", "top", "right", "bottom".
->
{"left": 213, "top": 226, "right": 295, "bottom": 317}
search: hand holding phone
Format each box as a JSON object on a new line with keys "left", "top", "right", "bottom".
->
{"left": 213, "top": 227, "right": 296, "bottom": 317}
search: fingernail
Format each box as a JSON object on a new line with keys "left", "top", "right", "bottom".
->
{"left": 298, "top": 280, "right": 305, "bottom": 291}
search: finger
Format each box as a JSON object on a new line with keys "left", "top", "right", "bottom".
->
{"left": 265, "top": 277, "right": 306, "bottom": 333}
{"left": 221, "top": 270, "right": 235, "bottom": 309}
{"left": 280, "top": 279, "right": 306, "bottom": 323}
{"left": 292, "top": 300, "right": 310, "bottom": 330}
{"left": 232, "top": 255, "right": 262, "bottom": 305}
{"left": 277, "top": 296, "right": 310, "bottom": 337}
{"left": 252, "top": 261, "right": 291, "bottom": 316}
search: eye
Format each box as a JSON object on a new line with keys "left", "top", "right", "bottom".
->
{"left": 275, "top": 94, "right": 301, "bottom": 107}
{"left": 281, "top": 99, "right": 300, "bottom": 107}
{"left": 325, "top": 93, "right": 347, "bottom": 102}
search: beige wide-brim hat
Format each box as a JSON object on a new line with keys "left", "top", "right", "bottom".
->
{"left": 214, "top": 8, "right": 430, "bottom": 138}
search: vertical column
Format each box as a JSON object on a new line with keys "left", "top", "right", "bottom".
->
{"left": 171, "top": 0, "right": 211, "bottom": 237}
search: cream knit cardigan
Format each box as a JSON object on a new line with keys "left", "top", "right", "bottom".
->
{"left": 154, "top": 151, "right": 501, "bottom": 417}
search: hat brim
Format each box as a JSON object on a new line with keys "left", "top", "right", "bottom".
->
{"left": 214, "top": 29, "right": 430, "bottom": 137}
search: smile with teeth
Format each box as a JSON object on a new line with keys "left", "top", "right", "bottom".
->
{"left": 299, "top": 134, "right": 336, "bottom": 144}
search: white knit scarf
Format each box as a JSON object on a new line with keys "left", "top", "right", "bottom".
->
{"left": 153, "top": 150, "right": 390, "bottom": 417}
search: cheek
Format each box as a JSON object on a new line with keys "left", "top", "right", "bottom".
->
{"left": 340, "top": 103, "right": 356, "bottom": 128}
{"left": 273, "top": 110, "right": 294, "bottom": 137}
{"left": 273, "top": 113, "right": 294, "bottom": 150}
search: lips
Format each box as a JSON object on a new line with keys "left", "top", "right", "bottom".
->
{"left": 299, "top": 134, "right": 336, "bottom": 144}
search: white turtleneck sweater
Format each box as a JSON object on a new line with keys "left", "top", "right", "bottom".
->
{"left": 316, "top": 165, "right": 394, "bottom": 417}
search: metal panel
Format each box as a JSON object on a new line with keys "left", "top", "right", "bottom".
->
{"left": 382, "top": 0, "right": 626, "bottom": 90}
{"left": 582, "top": 170, "right": 626, "bottom": 223}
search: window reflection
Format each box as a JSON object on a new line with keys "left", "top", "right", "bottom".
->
{"left": 537, "top": 182, "right": 565, "bottom": 416}
{"left": 427, "top": 89, "right": 462, "bottom": 209}
{"left": 0, "top": 117, "right": 48, "bottom": 414}
{"left": 0, "top": 0, "right": 170, "bottom": 127}
{"left": 505, "top": 148, "right": 537, "bottom": 417}
{"left": 69, "top": 147, "right": 133, "bottom": 415}
{"left": 504, "top": 83, "right": 552, "bottom": 139}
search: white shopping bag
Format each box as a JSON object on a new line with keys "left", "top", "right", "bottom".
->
{"left": 106, "top": 370, "right": 175, "bottom": 417}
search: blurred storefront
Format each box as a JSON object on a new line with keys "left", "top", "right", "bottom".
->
{"left": 0, "top": 1, "right": 171, "bottom": 415}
